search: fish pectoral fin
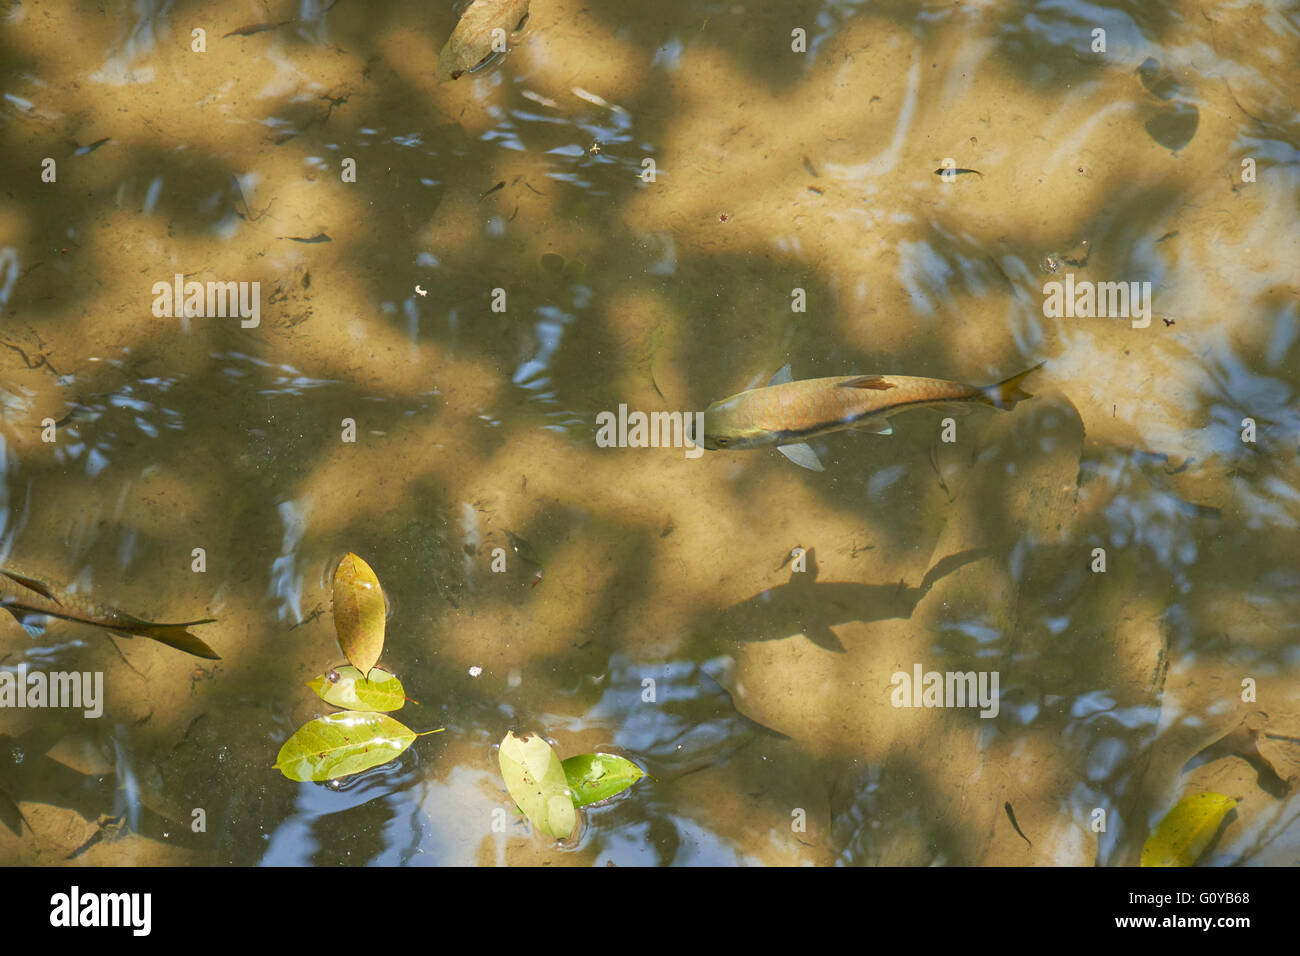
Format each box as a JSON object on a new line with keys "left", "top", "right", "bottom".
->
{"left": 3, "top": 606, "right": 48, "bottom": 637}
{"left": 839, "top": 375, "right": 897, "bottom": 390}
{"left": 767, "top": 363, "right": 794, "bottom": 386}
{"left": 108, "top": 620, "right": 220, "bottom": 660}
{"left": 0, "top": 569, "right": 62, "bottom": 606}
{"left": 777, "top": 442, "right": 824, "bottom": 471}
{"left": 802, "top": 625, "right": 846, "bottom": 654}
{"left": 853, "top": 417, "right": 893, "bottom": 436}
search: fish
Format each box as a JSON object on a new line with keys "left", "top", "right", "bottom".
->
{"left": 0, "top": 567, "right": 219, "bottom": 659}
{"left": 1005, "top": 801, "right": 1032, "bottom": 847}
{"left": 694, "top": 362, "right": 1045, "bottom": 471}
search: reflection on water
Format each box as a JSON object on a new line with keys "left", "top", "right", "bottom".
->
{"left": 0, "top": 0, "right": 1297, "bottom": 866}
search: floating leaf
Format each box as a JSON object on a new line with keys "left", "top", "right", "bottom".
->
{"left": 562, "top": 752, "right": 645, "bottom": 807}
{"left": 308, "top": 665, "right": 406, "bottom": 712}
{"left": 498, "top": 731, "right": 575, "bottom": 840}
{"left": 1141, "top": 792, "right": 1237, "bottom": 867}
{"left": 275, "top": 712, "right": 422, "bottom": 782}
{"left": 332, "top": 553, "right": 385, "bottom": 677}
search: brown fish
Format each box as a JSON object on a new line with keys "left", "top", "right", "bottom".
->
{"left": 696, "top": 362, "right": 1045, "bottom": 471}
{"left": 0, "top": 567, "right": 219, "bottom": 659}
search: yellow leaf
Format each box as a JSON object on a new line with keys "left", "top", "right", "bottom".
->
{"left": 1141, "top": 792, "right": 1237, "bottom": 867}
{"left": 331, "top": 553, "right": 386, "bottom": 677}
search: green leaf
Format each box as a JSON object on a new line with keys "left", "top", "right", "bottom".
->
{"left": 498, "top": 731, "right": 575, "bottom": 840}
{"left": 307, "top": 665, "right": 406, "bottom": 712}
{"left": 562, "top": 753, "right": 645, "bottom": 807}
{"left": 274, "top": 712, "right": 417, "bottom": 782}
{"left": 332, "top": 553, "right": 385, "bottom": 677}
{"left": 1141, "top": 792, "right": 1237, "bottom": 867}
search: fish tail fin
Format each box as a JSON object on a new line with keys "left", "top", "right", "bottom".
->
{"left": 980, "top": 362, "right": 1045, "bottom": 410}
{"left": 111, "top": 619, "right": 220, "bottom": 660}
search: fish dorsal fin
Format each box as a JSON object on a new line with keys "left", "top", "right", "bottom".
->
{"left": 768, "top": 364, "right": 794, "bottom": 386}
{"left": 777, "top": 442, "right": 824, "bottom": 471}
{"left": 839, "top": 375, "right": 896, "bottom": 390}
{"left": 0, "top": 569, "right": 61, "bottom": 605}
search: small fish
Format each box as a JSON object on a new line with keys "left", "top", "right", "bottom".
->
{"left": 73, "top": 137, "right": 112, "bottom": 156}
{"left": 0, "top": 567, "right": 219, "bottom": 659}
{"left": 694, "top": 362, "right": 1044, "bottom": 471}
{"left": 223, "top": 20, "right": 295, "bottom": 38}
{"left": 1005, "top": 801, "right": 1032, "bottom": 846}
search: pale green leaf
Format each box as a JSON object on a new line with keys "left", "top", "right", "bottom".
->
{"left": 498, "top": 731, "right": 575, "bottom": 840}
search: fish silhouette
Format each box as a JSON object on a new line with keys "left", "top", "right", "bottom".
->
{"left": 0, "top": 567, "right": 219, "bottom": 659}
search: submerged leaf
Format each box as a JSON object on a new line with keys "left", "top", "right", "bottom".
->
{"left": 436, "top": 0, "right": 530, "bottom": 83}
{"left": 274, "top": 712, "right": 415, "bottom": 782}
{"left": 1144, "top": 101, "right": 1198, "bottom": 153}
{"left": 308, "top": 665, "right": 406, "bottom": 712}
{"left": 562, "top": 752, "right": 645, "bottom": 807}
{"left": 1141, "top": 792, "right": 1237, "bottom": 866}
{"left": 332, "top": 553, "right": 385, "bottom": 677}
{"left": 498, "top": 731, "right": 575, "bottom": 840}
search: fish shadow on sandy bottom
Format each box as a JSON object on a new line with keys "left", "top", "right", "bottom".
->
{"left": 687, "top": 546, "right": 991, "bottom": 653}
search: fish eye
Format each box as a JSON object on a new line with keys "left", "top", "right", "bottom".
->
{"left": 716, "top": 438, "right": 728, "bottom": 446}
{"left": 327, "top": 669, "right": 340, "bottom": 683}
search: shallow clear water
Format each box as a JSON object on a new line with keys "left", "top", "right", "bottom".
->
{"left": 0, "top": 0, "right": 1297, "bottom": 865}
